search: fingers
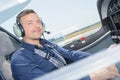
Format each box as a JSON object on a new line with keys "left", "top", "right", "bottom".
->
{"left": 105, "top": 65, "right": 119, "bottom": 78}
{"left": 107, "top": 65, "right": 118, "bottom": 73}
{"left": 90, "top": 65, "right": 119, "bottom": 80}
{"left": 108, "top": 44, "right": 117, "bottom": 50}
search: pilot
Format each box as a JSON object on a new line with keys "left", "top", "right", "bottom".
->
{"left": 11, "top": 9, "right": 120, "bottom": 80}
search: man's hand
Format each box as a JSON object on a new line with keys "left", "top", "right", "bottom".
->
{"left": 90, "top": 64, "right": 119, "bottom": 80}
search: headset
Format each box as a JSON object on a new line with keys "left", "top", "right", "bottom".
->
{"left": 13, "top": 18, "right": 45, "bottom": 38}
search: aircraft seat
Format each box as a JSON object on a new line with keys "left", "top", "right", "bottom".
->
{"left": 0, "top": 31, "right": 16, "bottom": 80}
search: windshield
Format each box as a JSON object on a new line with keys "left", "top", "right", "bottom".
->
{"left": 0, "top": 0, "right": 27, "bottom": 11}
{"left": 0, "top": 0, "right": 101, "bottom": 47}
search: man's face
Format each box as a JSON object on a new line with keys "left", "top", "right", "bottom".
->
{"left": 20, "top": 13, "right": 43, "bottom": 40}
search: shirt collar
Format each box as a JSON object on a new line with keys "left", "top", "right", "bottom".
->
{"left": 21, "top": 38, "right": 47, "bottom": 51}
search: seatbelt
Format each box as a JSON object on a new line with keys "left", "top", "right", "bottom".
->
{"left": 34, "top": 48, "right": 67, "bottom": 68}
{"left": 44, "top": 44, "right": 67, "bottom": 66}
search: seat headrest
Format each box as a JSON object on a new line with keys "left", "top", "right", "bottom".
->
{"left": 0, "top": 31, "right": 16, "bottom": 57}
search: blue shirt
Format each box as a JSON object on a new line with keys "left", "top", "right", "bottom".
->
{"left": 11, "top": 38, "right": 91, "bottom": 80}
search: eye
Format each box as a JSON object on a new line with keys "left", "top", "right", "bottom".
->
{"left": 28, "top": 22, "right": 32, "bottom": 25}
{"left": 36, "top": 20, "right": 43, "bottom": 26}
{"left": 37, "top": 20, "right": 41, "bottom": 24}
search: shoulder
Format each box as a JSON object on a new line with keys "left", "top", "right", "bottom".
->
{"left": 11, "top": 48, "right": 33, "bottom": 63}
{"left": 11, "top": 48, "right": 24, "bottom": 61}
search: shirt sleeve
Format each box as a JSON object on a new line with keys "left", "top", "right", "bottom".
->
{"left": 52, "top": 42, "right": 92, "bottom": 62}
{"left": 81, "top": 75, "right": 91, "bottom": 80}
{"left": 11, "top": 53, "right": 46, "bottom": 80}
{"left": 52, "top": 44, "right": 92, "bottom": 80}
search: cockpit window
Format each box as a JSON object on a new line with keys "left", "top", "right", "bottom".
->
{"left": 1, "top": 0, "right": 101, "bottom": 47}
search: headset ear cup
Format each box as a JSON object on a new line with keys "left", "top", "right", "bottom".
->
{"left": 13, "top": 23, "right": 22, "bottom": 37}
{"left": 42, "top": 25, "right": 45, "bottom": 34}
{"left": 41, "top": 20, "right": 45, "bottom": 34}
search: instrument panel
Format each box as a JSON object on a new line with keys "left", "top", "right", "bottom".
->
{"left": 107, "top": 0, "right": 120, "bottom": 43}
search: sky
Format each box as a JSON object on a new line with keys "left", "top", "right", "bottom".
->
{"left": 1, "top": 0, "right": 100, "bottom": 39}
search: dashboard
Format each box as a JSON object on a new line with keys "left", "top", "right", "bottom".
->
{"left": 104, "top": 0, "right": 120, "bottom": 43}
